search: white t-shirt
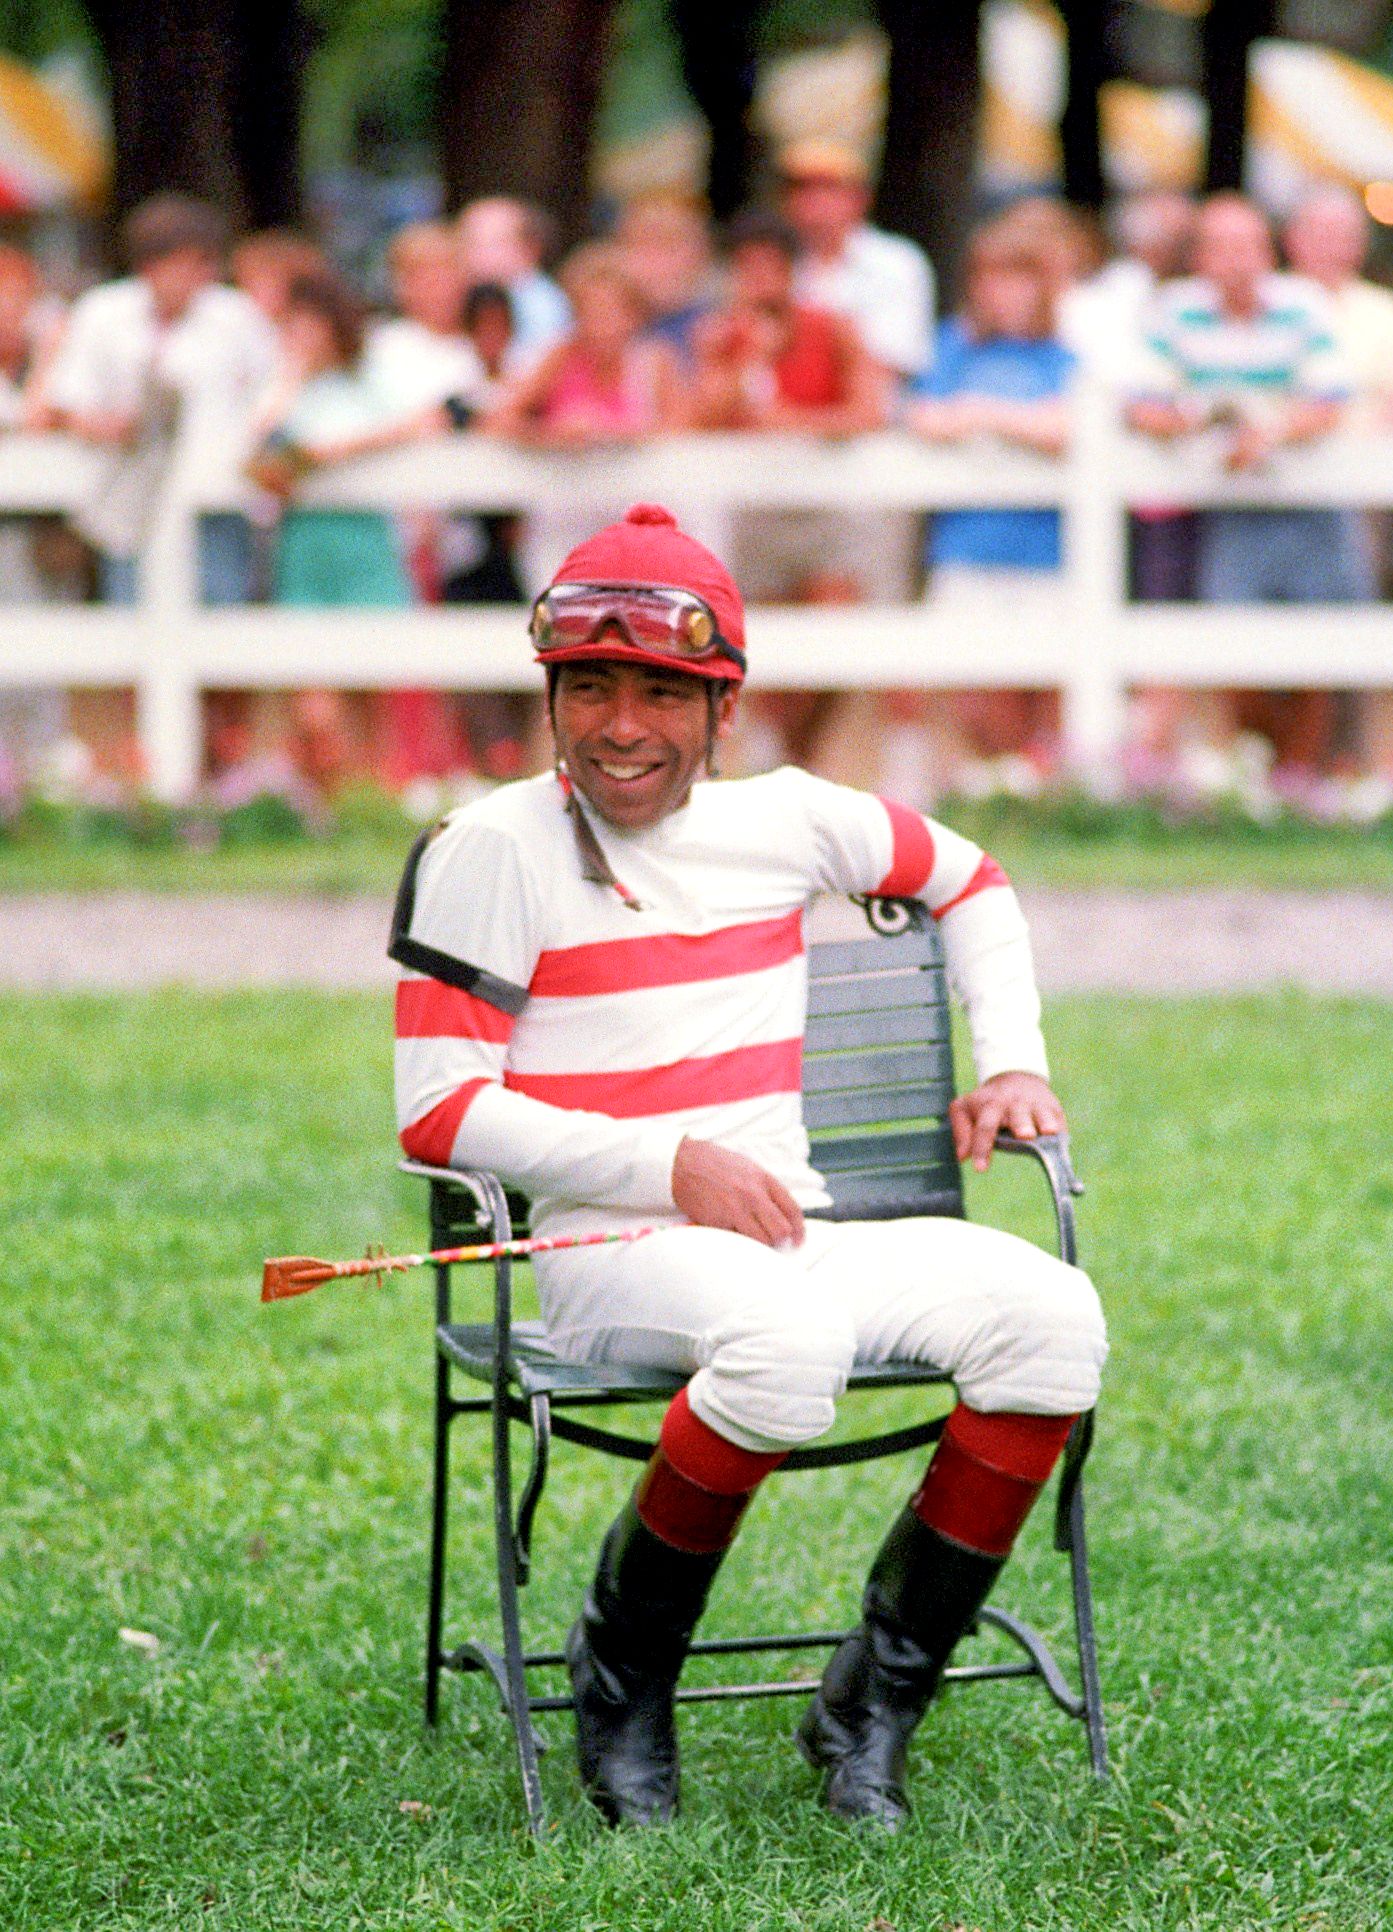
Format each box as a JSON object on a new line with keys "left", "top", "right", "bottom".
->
{"left": 1058, "top": 259, "right": 1157, "bottom": 385}
{"left": 45, "top": 277, "right": 277, "bottom": 435}
{"left": 363, "top": 317, "right": 485, "bottom": 414}
{"left": 1324, "top": 278, "right": 1393, "bottom": 409}
{"left": 796, "top": 225, "right": 935, "bottom": 378}
{"left": 275, "top": 366, "right": 404, "bottom": 447}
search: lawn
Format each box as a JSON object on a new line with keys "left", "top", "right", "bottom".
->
{"left": 3, "top": 991, "right": 1391, "bottom": 1930}
{"left": 3, "top": 797, "right": 1392, "bottom": 894}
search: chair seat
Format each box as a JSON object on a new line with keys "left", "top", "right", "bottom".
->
{"left": 438, "top": 1320, "right": 950, "bottom": 1401}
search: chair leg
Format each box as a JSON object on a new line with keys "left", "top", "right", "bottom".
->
{"left": 424, "top": 1352, "right": 451, "bottom": 1728}
{"left": 1063, "top": 1478, "right": 1109, "bottom": 1779}
{"left": 493, "top": 1381, "right": 547, "bottom": 1833}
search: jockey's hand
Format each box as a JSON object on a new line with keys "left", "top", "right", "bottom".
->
{"left": 672, "top": 1137, "right": 806, "bottom": 1250}
{"left": 950, "top": 1071, "right": 1066, "bottom": 1174}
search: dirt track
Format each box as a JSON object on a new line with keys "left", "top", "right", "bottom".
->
{"left": 2, "top": 889, "right": 1389, "bottom": 996}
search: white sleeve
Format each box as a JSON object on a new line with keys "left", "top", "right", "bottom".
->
{"left": 43, "top": 293, "right": 115, "bottom": 415}
{"left": 789, "top": 770, "right": 1050, "bottom": 1082}
{"left": 390, "top": 815, "right": 682, "bottom": 1211}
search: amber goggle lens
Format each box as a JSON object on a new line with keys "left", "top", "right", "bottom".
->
{"left": 531, "top": 584, "right": 723, "bottom": 658}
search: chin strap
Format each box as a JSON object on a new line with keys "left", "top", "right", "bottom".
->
{"left": 559, "top": 766, "right": 646, "bottom": 913}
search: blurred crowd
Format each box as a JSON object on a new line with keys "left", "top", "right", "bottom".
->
{"left": 3, "top": 142, "right": 1393, "bottom": 811}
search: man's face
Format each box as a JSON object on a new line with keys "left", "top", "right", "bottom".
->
{"left": 968, "top": 261, "right": 1044, "bottom": 339}
{"left": 459, "top": 201, "right": 531, "bottom": 282}
{"left": 396, "top": 244, "right": 464, "bottom": 333}
{"left": 142, "top": 246, "right": 217, "bottom": 322}
{"left": 781, "top": 175, "right": 867, "bottom": 252}
{"left": 551, "top": 657, "right": 736, "bottom": 831}
{"left": 1284, "top": 198, "right": 1367, "bottom": 288}
{"left": 1193, "top": 200, "right": 1273, "bottom": 308}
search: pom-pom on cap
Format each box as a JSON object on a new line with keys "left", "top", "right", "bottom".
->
{"left": 544, "top": 502, "right": 746, "bottom": 682}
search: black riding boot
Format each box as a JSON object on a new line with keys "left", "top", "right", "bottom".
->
{"left": 798, "top": 1507, "right": 1003, "bottom": 1830}
{"left": 566, "top": 1496, "right": 725, "bottom": 1826}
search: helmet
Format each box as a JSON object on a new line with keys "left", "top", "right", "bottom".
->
{"left": 531, "top": 503, "right": 746, "bottom": 684}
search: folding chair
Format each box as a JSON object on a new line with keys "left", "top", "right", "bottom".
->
{"left": 404, "top": 897, "right": 1106, "bottom": 1833}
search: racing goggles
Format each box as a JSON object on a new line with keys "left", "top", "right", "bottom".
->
{"left": 530, "top": 583, "right": 745, "bottom": 675}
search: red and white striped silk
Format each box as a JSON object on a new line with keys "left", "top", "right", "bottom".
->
{"left": 393, "top": 769, "right": 1046, "bottom": 1238}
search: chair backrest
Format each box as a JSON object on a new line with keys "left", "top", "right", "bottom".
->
{"left": 803, "top": 901, "right": 963, "bottom": 1223}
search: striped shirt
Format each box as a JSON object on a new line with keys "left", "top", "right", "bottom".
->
{"left": 391, "top": 769, "right": 1047, "bottom": 1238}
{"left": 1133, "top": 272, "right": 1350, "bottom": 408}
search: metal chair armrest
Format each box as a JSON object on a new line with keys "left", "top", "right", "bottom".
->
{"left": 399, "top": 1160, "right": 516, "bottom": 1369}
{"left": 991, "top": 1130, "right": 1083, "bottom": 1267}
{"left": 983, "top": 1135, "right": 1094, "bottom": 1548}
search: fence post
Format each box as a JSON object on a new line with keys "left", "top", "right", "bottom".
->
{"left": 135, "top": 427, "right": 204, "bottom": 802}
{"left": 1061, "top": 381, "right": 1130, "bottom": 784}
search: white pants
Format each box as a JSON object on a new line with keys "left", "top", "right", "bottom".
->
{"left": 535, "top": 1217, "right": 1107, "bottom": 1453}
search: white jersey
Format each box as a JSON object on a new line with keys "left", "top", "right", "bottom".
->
{"left": 391, "top": 769, "right": 1047, "bottom": 1237}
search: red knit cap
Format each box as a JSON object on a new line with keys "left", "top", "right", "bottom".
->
{"left": 544, "top": 503, "right": 746, "bottom": 683}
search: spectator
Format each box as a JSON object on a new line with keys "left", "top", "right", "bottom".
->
{"left": 0, "top": 243, "right": 74, "bottom": 780}
{"left": 440, "top": 280, "right": 528, "bottom": 608}
{"left": 1283, "top": 186, "right": 1393, "bottom": 785}
{"left": 460, "top": 281, "right": 524, "bottom": 403}
{"left": 777, "top": 139, "right": 934, "bottom": 382}
{"left": 997, "top": 196, "right": 1103, "bottom": 316}
{"left": 1055, "top": 191, "right": 1201, "bottom": 607}
{"left": 616, "top": 192, "right": 714, "bottom": 361}
{"left": 220, "top": 230, "right": 333, "bottom": 758}
{"left": 692, "top": 214, "right": 886, "bottom": 438}
{"left": 1058, "top": 190, "right": 1195, "bottom": 377}
{"left": 250, "top": 267, "right": 429, "bottom": 608}
{"left": 366, "top": 222, "right": 476, "bottom": 412}
{"left": 897, "top": 223, "right": 1076, "bottom": 798}
{"left": 231, "top": 229, "right": 327, "bottom": 329}
{"left": 488, "top": 243, "right": 687, "bottom": 450}
{"left": 1282, "top": 187, "right": 1393, "bottom": 413}
{"left": 1128, "top": 192, "right": 1368, "bottom": 785}
{"left": 457, "top": 197, "right": 571, "bottom": 362}
{"left": 488, "top": 243, "right": 687, "bottom": 589}
{"left": 691, "top": 210, "right": 892, "bottom": 774}
{"left": 440, "top": 283, "right": 535, "bottom": 780}
{"left": 249, "top": 267, "right": 444, "bottom": 788}
{"left": 0, "top": 244, "right": 64, "bottom": 428}
{"left": 41, "top": 194, "right": 276, "bottom": 605}
{"left": 358, "top": 221, "right": 483, "bottom": 780}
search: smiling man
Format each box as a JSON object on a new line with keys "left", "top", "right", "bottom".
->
{"left": 389, "top": 504, "right": 1106, "bottom": 1831}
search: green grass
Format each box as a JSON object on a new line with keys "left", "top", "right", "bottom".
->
{"left": 3, "top": 808, "right": 1392, "bottom": 894}
{"left": 3, "top": 991, "right": 1391, "bottom": 1929}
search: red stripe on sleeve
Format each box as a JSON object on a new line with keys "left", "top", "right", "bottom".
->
{"left": 873, "top": 798, "right": 936, "bottom": 898}
{"left": 931, "top": 854, "right": 1009, "bottom": 919}
{"left": 529, "top": 910, "right": 804, "bottom": 999}
{"left": 503, "top": 1038, "right": 802, "bottom": 1118}
{"left": 395, "top": 978, "right": 515, "bottom": 1041}
{"left": 399, "top": 1079, "right": 489, "bottom": 1165}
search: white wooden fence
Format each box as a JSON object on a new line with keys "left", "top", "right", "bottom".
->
{"left": 1, "top": 388, "right": 1391, "bottom": 799}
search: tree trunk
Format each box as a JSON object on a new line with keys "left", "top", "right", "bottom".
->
{"left": 669, "top": 0, "right": 760, "bottom": 223}
{"left": 230, "top": 3, "right": 308, "bottom": 230}
{"left": 874, "top": 0, "right": 983, "bottom": 310}
{"left": 440, "top": 0, "right": 615, "bottom": 246}
{"left": 1202, "top": 0, "right": 1275, "bottom": 192}
{"left": 1059, "top": 0, "right": 1107, "bottom": 209}
{"left": 87, "top": 0, "right": 305, "bottom": 235}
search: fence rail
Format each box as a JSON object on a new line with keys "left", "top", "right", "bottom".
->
{"left": 1, "top": 390, "right": 1391, "bottom": 799}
